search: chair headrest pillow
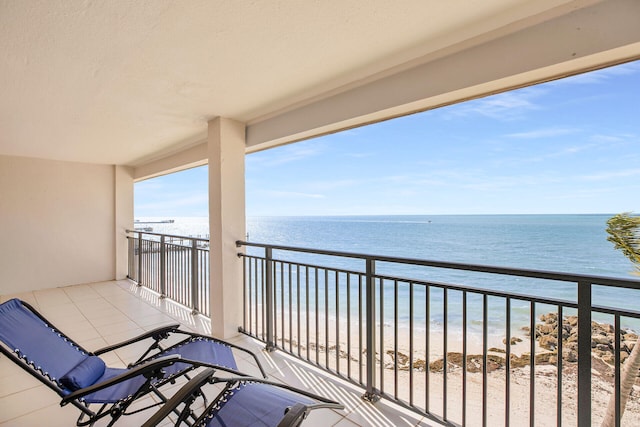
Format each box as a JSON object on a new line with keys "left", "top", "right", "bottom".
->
{"left": 59, "top": 356, "right": 106, "bottom": 391}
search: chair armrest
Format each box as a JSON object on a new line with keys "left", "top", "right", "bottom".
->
{"left": 146, "top": 329, "right": 268, "bottom": 378}
{"left": 93, "top": 324, "right": 181, "bottom": 355}
{"left": 141, "top": 367, "right": 217, "bottom": 427}
{"left": 60, "top": 355, "right": 181, "bottom": 405}
{"left": 277, "top": 403, "right": 309, "bottom": 427}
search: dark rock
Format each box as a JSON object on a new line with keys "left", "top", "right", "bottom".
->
{"left": 539, "top": 335, "right": 557, "bottom": 351}
{"left": 501, "top": 337, "right": 522, "bottom": 346}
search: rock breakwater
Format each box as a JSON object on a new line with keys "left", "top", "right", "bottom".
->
{"left": 424, "top": 313, "right": 638, "bottom": 374}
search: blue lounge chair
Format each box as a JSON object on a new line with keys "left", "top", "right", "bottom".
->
{"left": 0, "top": 298, "right": 266, "bottom": 426}
{"left": 142, "top": 367, "right": 344, "bottom": 427}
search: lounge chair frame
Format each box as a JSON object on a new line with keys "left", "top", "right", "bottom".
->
{"left": 142, "top": 367, "right": 344, "bottom": 427}
{"left": 0, "top": 299, "right": 266, "bottom": 426}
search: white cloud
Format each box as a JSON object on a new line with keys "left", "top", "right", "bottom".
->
{"left": 579, "top": 169, "right": 640, "bottom": 182}
{"left": 442, "top": 87, "right": 545, "bottom": 120}
{"left": 549, "top": 62, "right": 640, "bottom": 86}
{"left": 266, "top": 190, "right": 325, "bottom": 199}
{"left": 247, "top": 142, "right": 324, "bottom": 167}
{"left": 589, "top": 133, "right": 636, "bottom": 143}
{"left": 505, "top": 127, "right": 580, "bottom": 139}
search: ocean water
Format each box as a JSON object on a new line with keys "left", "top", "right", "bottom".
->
{"left": 136, "top": 214, "right": 640, "bottom": 330}
{"left": 244, "top": 214, "right": 629, "bottom": 274}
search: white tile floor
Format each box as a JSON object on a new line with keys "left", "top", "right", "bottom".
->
{"left": 0, "top": 280, "right": 441, "bottom": 426}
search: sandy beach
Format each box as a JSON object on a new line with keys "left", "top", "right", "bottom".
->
{"left": 271, "top": 313, "right": 640, "bottom": 426}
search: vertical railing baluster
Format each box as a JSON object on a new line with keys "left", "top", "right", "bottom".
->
{"left": 127, "top": 236, "right": 132, "bottom": 280}
{"left": 557, "top": 305, "right": 563, "bottom": 427}
{"left": 426, "top": 285, "right": 430, "bottom": 413}
{"left": 171, "top": 244, "right": 175, "bottom": 301}
{"left": 137, "top": 232, "right": 143, "bottom": 285}
{"left": 315, "top": 267, "right": 319, "bottom": 365}
{"left": 254, "top": 257, "right": 258, "bottom": 335}
{"left": 258, "top": 259, "right": 263, "bottom": 338}
{"left": 191, "top": 240, "right": 199, "bottom": 314}
{"left": 273, "top": 261, "right": 278, "bottom": 347}
{"left": 462, "top": 291, "right": 467, "bottom": 427}
{"left": 281, "top": 262, "right": 285, "bottom": 349}
{"left": 325, "top": 269, "right": 329, "bottom": 369}
{"left": 393, "top": 280, "right": 399, "bottom": 399}
{"left": 265, "top": 247, "right": 275, "bottom": 351}
{"left": 363, "top": 258, "right": 379, "bottom": 402}
{"left": 379, "top": 276, "right": 384, "bottom": 395}
{"left": 615, "top": 314, "right": 621, "bottom": 427}
{"left": 347, "top": 273, "right": 352, "bottom": 380}
{"left": 261, "top": 258, "right": 266, "bottom": 342}
{"left": 289, "top": 265, "right": 293, "bottom": 354}
{"left": 359, "top": 273, "right": 363, "bottom": 384}
{"left": 577, "top": 281, "right": 592, "bottom": 427}
{"left": 248, "top": 257, "right": 254, "bottom": 335}
{"left": 297, "top": 264, "right": 301, "bottom": 358}
{"left": 409, "top": 281, "right": 414, "bottom": 406}
{"left": 505, "top": 297, "right": 511, "bottom": 427}
{"left": 483, "top": 294, "right": 488, "bottom": 427}
{"left": 530, "top": 301, "right": 535, "bottom": 427}
{"left": 167, "top": 242, "right": 171, "bottom": 300}
{"left": 336, "top": 270, "right": 340, "bottom": 375}
{"left": 160, "top": 235, "right": 166, "bottom": 298}
{"left": 306, "top": 265, "right": 310, "bottom": 362}
{"left": 443, "top": 287, "right": 448, "bottom": 421}
{"left": 246, "top": 256, "right": 252, "bottom": 334}
{"left": 141, "top": 236, "right": 145, "bottom": 283}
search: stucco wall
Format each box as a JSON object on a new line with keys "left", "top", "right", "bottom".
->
{"left": 0, "top": 155, "right": 121, "bottom": 294}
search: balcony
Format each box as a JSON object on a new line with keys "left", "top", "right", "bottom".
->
{"left": 113, "top": 231, "right": 640, "bottom": 425}
{"left": 3, "top": 229, "right": 640, "bottom": 425}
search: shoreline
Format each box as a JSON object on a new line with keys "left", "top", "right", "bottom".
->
{"left": 270, "top": 312, "right": 640, "bottom": 425}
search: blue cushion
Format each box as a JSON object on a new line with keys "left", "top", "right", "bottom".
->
{"left": 60, "top": 356, "right": 106, "bottom": 391}
{"left": 207, "top": 383, "right": 316, "bottom": 427}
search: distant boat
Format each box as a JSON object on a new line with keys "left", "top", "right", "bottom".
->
{"left": 134, "top": 226, "right": 153, "bottom": 232}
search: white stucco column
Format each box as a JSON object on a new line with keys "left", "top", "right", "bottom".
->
{"left": 208, "top": 117, "right": 246, "bottom": 338}
{"left": 114, "top": 165, "right": 134, "bottom": 280}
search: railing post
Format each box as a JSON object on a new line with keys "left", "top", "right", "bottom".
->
{"left": 577, "top": 280, "right": 592, "bottom": 427}
{"left": 160, "top": 235, "right": 166, "bottom": 298}
{"left": 126, "top": 235, "right": 133, "bottom": 280}
{"left": 137, "top": 232, "right": 143, "bottom": 286}
{"left": 363, "top": 257, "right": 380, "bottom": 402}
{"left": 265, "top": 247, "right": 276, "bottom": 351}
{"left": 191, "top": 239, "right": 199, "bottom": 314}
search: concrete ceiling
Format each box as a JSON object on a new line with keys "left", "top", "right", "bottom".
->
{"left": 0, "top": 0, "right": 636, "bottom": 167}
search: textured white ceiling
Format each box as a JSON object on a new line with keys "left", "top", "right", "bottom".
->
{"left": 0, "top": 0, "right": 579, "bottom": 165}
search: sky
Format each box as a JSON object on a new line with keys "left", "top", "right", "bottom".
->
{"left": 135, "top": 60, "right": 640, "bottom": 218}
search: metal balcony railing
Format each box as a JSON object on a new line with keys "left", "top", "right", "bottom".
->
{"left": 236, "top": 240, "right": 640, "bottom": 427}
{"left": 126, "top": 230, "right": 210, "bottom": 317}
{"left": 126, "top": 231, "right": 640, "bottom": 426}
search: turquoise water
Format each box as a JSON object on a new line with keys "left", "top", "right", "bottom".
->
{"left": 247, "top": 214, "right": 640, "bottom": 329}
{"left": 245, "top": 214, "right": 629, "bottom": 275}
{"left": 139, "top": 214, "right": 640, "bottom": 330}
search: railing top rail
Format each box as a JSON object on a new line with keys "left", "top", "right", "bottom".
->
{"left": 236, "top": 240, "right": 640, "bottom": 289}
{"left": 126, "top": 229, "right": 210, "bottom": 243}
